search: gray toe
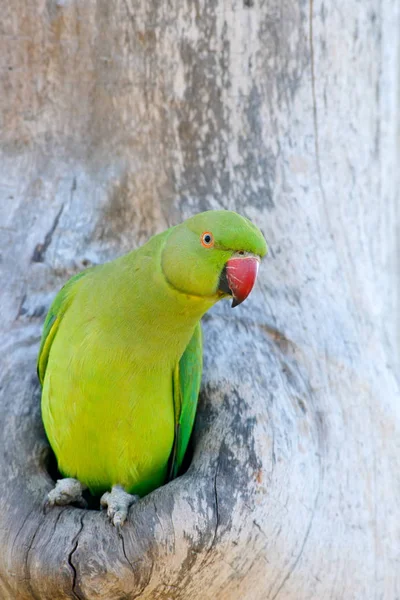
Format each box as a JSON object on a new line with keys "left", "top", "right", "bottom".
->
{"left": 46, "top": 478, "right": 87, "bottom": 508}
{"left": 100, "top": 485, "right": 139, "bottom": 527}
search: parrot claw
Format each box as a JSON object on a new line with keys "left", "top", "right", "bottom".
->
{"left": 100, "top": 485, "right": 139, "bottom": 528}
{"left": 45, "top": 478, "right": 88, "bottom": 510}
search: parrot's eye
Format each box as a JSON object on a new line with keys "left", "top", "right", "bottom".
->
{"left": 201, "top": 232, "right": 214, "bottom": 248}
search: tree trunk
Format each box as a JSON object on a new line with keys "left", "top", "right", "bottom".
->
{"left": 1, "top": 1, "right": 399, "bottom": 598}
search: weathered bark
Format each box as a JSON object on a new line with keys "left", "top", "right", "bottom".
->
{"left": 0, "top": 1, "right": 399, "bottom": 598}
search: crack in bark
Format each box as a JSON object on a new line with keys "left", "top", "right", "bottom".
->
{"left": 268, "top": 484, "right": 321, "bottom": 600}
{"left": 11, "top": 506, "right": 35, "bottom": 556}
{"left": 15, "top": 292, "right": 27, "bottom": 320}
{"left": 253, "top": 519, "right": 268, "bottom": 539}
{"left": 51, "top": 506, "right": 68, "bottom": 538}
{"left": 24, "top": 515, "right": 45, "bottom": 600}
{"left": 211, "top": 459, "right": 220, "bottom": 550}
{"left": 69, "top": 176, "right": 77, "bottom": 206}
{"left": 118, "top": 527, "right": 154, "bottom": 599}
{"left": 200, "top": 455, "right": 221, "bottom": 570}
{"left": 119, "top": 529, "right": 136, "bottom": 573}
{"left": 31, "top": 203, "right": 64, "bottom": 263}
{"left": 309, "top": 0, "right": 327, "bottom": 207}
{"left": 67, "top": 513, "right": 85, "bottom": 600}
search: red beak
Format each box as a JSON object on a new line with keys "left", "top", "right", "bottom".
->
{"left": 225, "top": 256, "right": 260, "bottom": 307}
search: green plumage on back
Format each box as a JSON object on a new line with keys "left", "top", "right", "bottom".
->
{"left": 38, "top": 210, "right": 267, "bottom": 510}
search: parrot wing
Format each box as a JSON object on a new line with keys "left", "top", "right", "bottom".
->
{"left": 169, "top": 322, "right": 203, "bottom": 480}
{"left": 37, "top": 269, "right": 92, "bottom": 385}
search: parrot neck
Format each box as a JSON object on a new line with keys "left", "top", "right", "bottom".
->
{"left": 102, "top": 233, "right": 214, "bottom": 369}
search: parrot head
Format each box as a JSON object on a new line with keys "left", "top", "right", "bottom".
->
{"left": 161, "top": 210, "right": 267, "bottom": 307}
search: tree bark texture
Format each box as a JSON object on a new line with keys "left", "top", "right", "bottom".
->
{"left": 0, "top": 1, "right": 399, "bottom": 599}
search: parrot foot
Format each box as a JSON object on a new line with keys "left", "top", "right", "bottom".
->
{"left": 100, "top": 485, "right": 139, "bottom": 528}
{"left": 46, "top": 478, "right": 88, "bottom": 509}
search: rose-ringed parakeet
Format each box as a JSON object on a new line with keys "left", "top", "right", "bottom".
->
{"left": 38, "top": 210, "right": 267, "bottom": 526}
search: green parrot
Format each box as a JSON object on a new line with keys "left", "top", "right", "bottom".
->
{"left": 38, "top": 210, "right": 267, "bottom": 526}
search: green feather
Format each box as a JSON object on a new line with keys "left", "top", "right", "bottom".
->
{"left": 169, "top": 323, "right": 203, "bottom": 480}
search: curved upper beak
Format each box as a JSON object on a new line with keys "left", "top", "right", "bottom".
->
{"left": 219, "top": 255, "right": 260, "bottom": 307}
